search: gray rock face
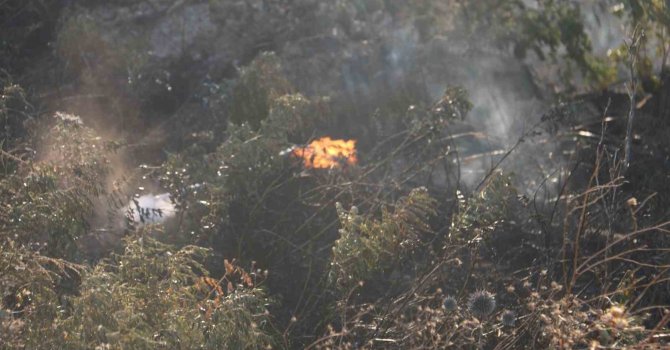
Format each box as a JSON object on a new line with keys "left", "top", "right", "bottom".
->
{"left": 54, "top": 0, "right": 582, "bottom": 171}
{"left": 59, "top": 1, "right": 287, "bottom": 82}
{"left": 54, "top": 1, "right": 271, "bottom": 135}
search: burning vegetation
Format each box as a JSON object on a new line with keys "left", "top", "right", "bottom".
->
{"left": 292, "top": 137, "right": 358, "bottom": 169}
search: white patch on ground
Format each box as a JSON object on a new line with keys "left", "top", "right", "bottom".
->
{"left": 126, "top": 193, "right": 176, "bottom": 225}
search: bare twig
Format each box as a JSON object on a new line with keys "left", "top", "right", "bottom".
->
{"left": 623, "top": 27, "right": 643, "bottom": 171}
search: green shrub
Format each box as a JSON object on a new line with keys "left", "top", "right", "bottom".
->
{"left": 34, "top": 233, "right": 274, "bottom": 350}
{"left": 330, "top": 187, "right": 436, "bottom": 291}
{"left": 228, "top": 52, "right": 292, "bottom": 129}
{"left": 0, "top": 241, "right": 76, "bottom": 349}
{"left": 0, "top": 114, "right": 113, "bottom": 259}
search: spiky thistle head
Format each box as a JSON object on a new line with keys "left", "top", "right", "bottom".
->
{"left": 467, "top": 290, "right": 496, "bottom": 318}
{"left": 443, "top": 296, "right": 457, "bottom": 311}
{"left": 501, "top": 310, "right": 516, "bottom": 327}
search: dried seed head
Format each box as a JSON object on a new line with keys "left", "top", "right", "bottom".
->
{"left": 501, "top": 310, "right": 516, "bottom": 327}
{"left": 467, "top": 290, "right": 496, "bottom": 318}
{"left": 443, "top": 296, "right": 458, "bottom": 312}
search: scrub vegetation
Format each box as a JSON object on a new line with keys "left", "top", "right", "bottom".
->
{"left": 1, "top": 0, "right": 670, "bottom": 348}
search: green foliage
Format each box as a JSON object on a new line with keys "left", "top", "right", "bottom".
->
{"left": 430, "top": 86, "right": 473, "bottom": 122}
{"left": 0, "top": 80, "right": 33, "bottom": 151}
{"left": 34, "top": 234, "right": 273, "bottom": 350}
{"left": 4, "top": 2, "right": 670, "bottom": 349}
{"left": 452, "top": 0, "right": 621, "bottom": 87}
{"left": 0, "top": 112, "right": 115, "bottom": 347}
{"left": 0, "top": 80, "right": 34, "bottom": 176}
{"left": 450, "top": 172, "right": 519, "bottom": 240}
{"left": 161, "top": 86, "right": 333, "bottom": 250}
{"left": 609, "top": 0, "right": 670, "bottom": 89}
{"left": 55, "top": 11, "right": 150, "bottom": 79}
{"left": 228, "top": 53, "right": 293, "bottom": 129}
{"left": 332, "top": 0, "right": 665, "bottom": 88}
{"left": 0, "top": 241, "right": 75, "bottom": 349}
{"left": 330, "top": 187, "right": 436, "bottom": 290}
{"left": 0, "top": 114, "right": 112, "bottom": 259}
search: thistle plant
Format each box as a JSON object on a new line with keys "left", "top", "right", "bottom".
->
{"left": 501, "top": 310, "right": 516, "bottom": 327}
{"left": 467, "top": 291, "right": 496, "bottom": 318}
{"left": 443, "top": 296, "right": 458, "bottom": 312}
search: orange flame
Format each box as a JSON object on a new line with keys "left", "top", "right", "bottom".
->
{"left": 293, "top": 137, "right": 358, "bottom": 169}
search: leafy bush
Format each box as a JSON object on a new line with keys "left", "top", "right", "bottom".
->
{"left": 31, "top": 233, "right": 273, "bottom": 350}
{"left": 228, "top": 53, "right": 293, "bottom": 129}
{"left": 0, "top": 241, "right": 78, "bottom": 349}
{"left": 0, "top": 113, "right": 113, "bottom": 259}
{"left": 330, "top": 188, "right": 436, "bottom": 291}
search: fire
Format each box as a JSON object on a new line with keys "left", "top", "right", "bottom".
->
{"left": 292, "top": 137, "right": 358, "bottom": 169}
